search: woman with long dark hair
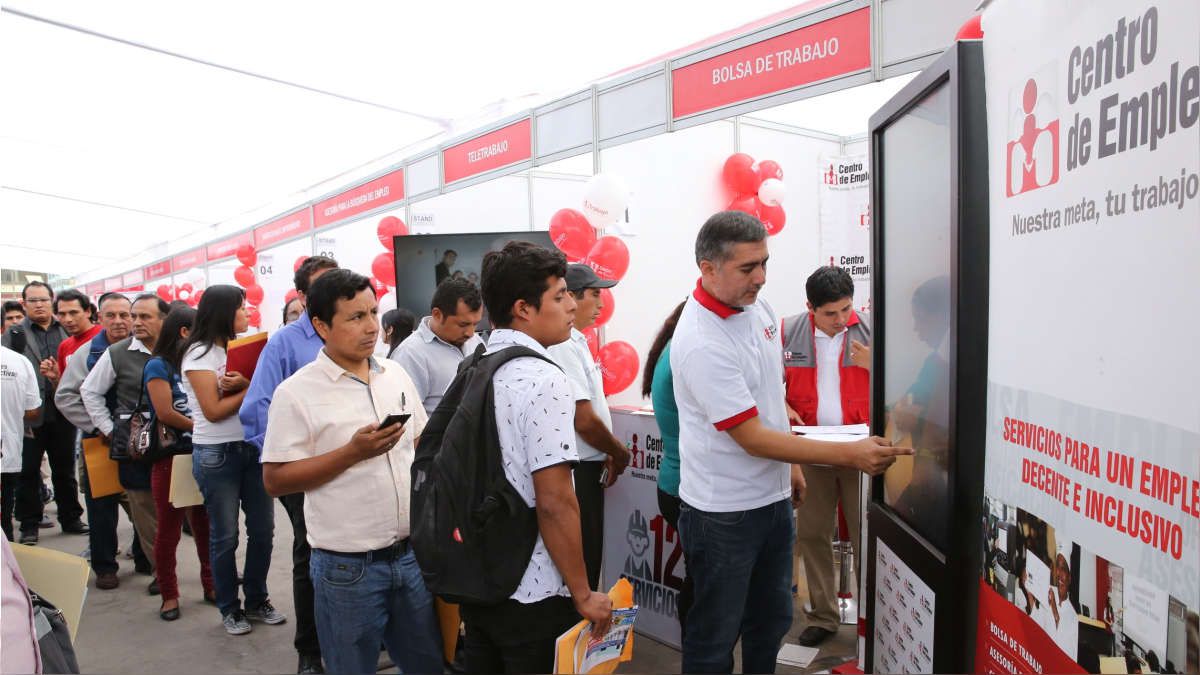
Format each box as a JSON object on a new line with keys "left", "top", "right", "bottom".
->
{"left": 179, "top": 285, "right": 283, "bottom": 636}
{"left": 381, "top": 308, "right": 416, "bottom": 359}
{"left": 641, "top": 300, "right": 692, "bottom": 634}
{"left": 144, "top": 306, "right": 213, "bottom": 620}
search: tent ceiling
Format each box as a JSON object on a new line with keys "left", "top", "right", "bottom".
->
{"left": 1, "top": 0, "right": 818, "bottom": 277}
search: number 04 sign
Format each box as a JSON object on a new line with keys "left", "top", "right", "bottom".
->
{"left": 603, "top": 409, "right": 686, "bottom": 649}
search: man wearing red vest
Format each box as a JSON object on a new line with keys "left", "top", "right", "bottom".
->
{"left": 781, "top": 266, "right": 871, "bottom": 646}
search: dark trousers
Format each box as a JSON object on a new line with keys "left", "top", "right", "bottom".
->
{"left": 280, "top": 492, "right": 321, "bottom": 660}
{"left": 17, "top": 420, "right": 82, "bottom": 531}
{"left": 81, "top": 462, "right": 149, "bottom": 574}
{"left": 573, "top": 461, "right": 605, "bottom": 590}
{"left": 461, "top": 596, "right": 579, "bottom": 674}
{"left": 679, "top": 498, "right": 795, "bottom": 674}
{"left": 2, "top": 472, "right": 17, "bottom": 540}
{"left": 657, "top": 487, "right": 695, "bottom": 638}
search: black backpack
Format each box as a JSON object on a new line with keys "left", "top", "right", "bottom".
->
{"left": 410, "top": 344, "right": 558, "bottom": 605}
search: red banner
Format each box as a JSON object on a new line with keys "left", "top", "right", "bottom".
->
{"left": 143, "top": 260, "right": 172, "bottom": 280}
{"left": 254, "top": 208, "right": 313, "bottom": 248}
{"left": 442, "top": 119, "right": 532, "bottom": 184}
{"left": 122, "top": 270, "right": 144, "bottom": 287}
{"left": 313, "top": 169, "right": 405, "bottom": 229}
{"left": 974, "top": 581, "right": 1086, "bottom": 675}
{"left": 671, "top": 7, "right": 871, "bottom": 119}
{"left": 207, "top": 232, "right": 254, "bottom": 262}
{"left": 172, "top": 248, "right": 207, "bottom": 271}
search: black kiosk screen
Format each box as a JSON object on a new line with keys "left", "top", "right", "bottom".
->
{"left": 879, "top": 83, "right": 952, "bottom": 551}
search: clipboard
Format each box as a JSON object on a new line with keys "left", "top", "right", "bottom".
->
{"left": 81, "top": 437, "right": 123, "bottom": 498}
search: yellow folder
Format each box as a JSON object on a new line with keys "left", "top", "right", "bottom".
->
{"left": 169, "top": 454, "right": 204, "bottom": 508}
{"left": 81, "top": 437, "right": 122, "bottom": 498}
{"left": 554, "top": 578, "right": 636, "bottom": 674}
{"left": 9, "top": 543, "right": 92, "bottom": 642}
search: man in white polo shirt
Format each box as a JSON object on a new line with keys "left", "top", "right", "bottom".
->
{"left": 546, "top": 263, "right": 631, "bottom": 591}
{"left": 261, "top": 269, "right": 442, "bottom": 675}
{"left": 389, "top": 277, "right": 485, "bottom": 416}
{"left": 671, "top": 211, "right": 908, "bottom": 673}
{"left": 2, "top": 345, "right": 41, "bottom": 541}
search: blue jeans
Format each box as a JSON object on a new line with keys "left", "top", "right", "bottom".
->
{"left": 679, "top": 498, "right": 794, "bottom": 674}
{"left": 310, "top": 547, "right": 443, "bottom": 675}
{"left": 192, "top": 441, "right": 274, "bottom": 616}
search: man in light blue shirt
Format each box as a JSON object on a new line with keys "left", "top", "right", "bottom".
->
{"left": 388, "top": 278, "right": 484, "bottom": 416}
{"left": 239, "top": 255, "right": 337, "bottom": 675}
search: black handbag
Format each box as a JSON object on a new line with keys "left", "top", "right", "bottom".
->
{"left": 129, "top": 361, "right": 193, "bottom": 462}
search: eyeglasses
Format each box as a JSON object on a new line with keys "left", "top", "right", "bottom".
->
{"left": 25, "top": 297, "right": 52, "bottom": 304}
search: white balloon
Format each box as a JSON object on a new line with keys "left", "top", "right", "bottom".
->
{"left": 581, "top": 173, "right": 630, "bottom": 228}
{"left": 758, "top": 178, "right": 787, "bottom": 207}
{"left": 377, "top": 291, "right": 397, "bottom": 313}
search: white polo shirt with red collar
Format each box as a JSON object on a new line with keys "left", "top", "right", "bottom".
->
{"left": 670, "top": 279, "right": 790, "bottom": 513}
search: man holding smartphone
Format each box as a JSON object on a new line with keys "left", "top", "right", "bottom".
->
{"left": 261, "top": 269, "right": 442, "bottom": 675}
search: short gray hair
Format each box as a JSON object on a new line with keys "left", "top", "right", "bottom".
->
{"left": 694, "top": 211, "right": 767, "bottom": 266}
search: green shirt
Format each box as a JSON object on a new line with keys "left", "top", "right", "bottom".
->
{"left": 651, "top": 343, "right": 681, "bottom": 495}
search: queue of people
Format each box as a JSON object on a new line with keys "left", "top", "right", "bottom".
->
{"left": 1, "top": 210, "right": 908, "bottom": 674}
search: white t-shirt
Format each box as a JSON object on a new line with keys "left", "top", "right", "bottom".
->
{"left": 671, "top": 281, "right": 790, "bottom": 512}
{"left": 1, "top": 346, "right": 40, "bottom": 473}
{"left": 181, "top": 344, "right": 245, "bottom": 445}
{"left": 546, "top": 328, "right": 611, "bottom": 462}
{"left": 814, "top": 328, "right": 847, "bottom": 426}
{"left": 487, "top": 329, "right": 579, "bottom": 604}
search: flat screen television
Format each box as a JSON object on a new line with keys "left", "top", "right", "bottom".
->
{"left": 387, "top": 230, "right": 554, "bottom": 332}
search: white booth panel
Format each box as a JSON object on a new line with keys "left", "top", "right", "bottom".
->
{"left": 880, "top": 0, "right": 978, "bottom": 71}
{"left": 598, "top": 73, "right": 668, "bottom": 143}
{"left": 255, "top": 237, "right": 314, "bottom": 335}
{"left": 411, "top": 175, "right": 531, "bottom": 235}
{"left": 536, "top": 98, "right": 593, "bottom": 158}
{"left": 407, "top": 155, "right": 440, "bottom": 198}
{"left": 599, "top": 120, "right": 735, "bottom": 406}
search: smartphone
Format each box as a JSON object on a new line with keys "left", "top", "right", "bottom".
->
{"left": 599, "top": 466, "right": 610, "bottom": 486}
{"left": 379, "top": 413, "right": 411, "bottom": 430}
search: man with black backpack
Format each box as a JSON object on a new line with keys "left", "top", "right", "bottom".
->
{"left": 410, "top": 241, "right": 612, "bottom": 674}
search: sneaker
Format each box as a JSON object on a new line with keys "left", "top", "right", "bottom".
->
{"left": 222, "top": 610, "right": 252, "bottom": 636}
{"left": 245, "top": 600, "right": 287, "bottom": 625}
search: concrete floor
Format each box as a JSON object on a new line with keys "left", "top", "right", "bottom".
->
{"left": 31, "top": 501, "right": 859, "bottom": 674}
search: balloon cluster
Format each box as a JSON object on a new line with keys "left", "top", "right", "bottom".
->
{"left": 722, "top": 153, "right": 787, "bottom": 235}
{"left": 156, "top": 275, "right": 206, "bottom": 309}
{"left": 371, "top": 215, "right": 408, "bottom": 311}
{"left": 548, "top": 174, "right": 639, "bottom": 395}
{"left": 232, "top": 244, "right": 263, "bottom": 329}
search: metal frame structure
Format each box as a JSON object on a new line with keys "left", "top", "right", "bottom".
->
{"left": 81, "top": 0, "right": 977, "bottom": 290}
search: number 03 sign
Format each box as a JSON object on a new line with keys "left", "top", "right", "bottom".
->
{"left": 603, "top": 409, "right": 686, "bottom": 649}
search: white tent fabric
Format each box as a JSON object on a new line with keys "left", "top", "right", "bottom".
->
{"left": 0, "top": 0, "right": 815, "bottom": 278}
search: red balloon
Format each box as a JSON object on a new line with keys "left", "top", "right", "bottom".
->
{"left": 598, "top": 341, "right": 639, "bottom": 396}
{"left": 955, "top": 14, "right": 983, "bottom": 40}
{"left": 756, "top": 159, "right": 784, "bottom": 182}
{"left": 582, "top": 236, "right": 629, "bottom": 282}
{"left": 178, "top": 283, "right": 193, "bottom": 295}
{"left": 759, "top": 202, "right": 787, "bottom": 235}
{"left": 294, "top": 255, "right": 309, "bottom": 272}
{"left": 244, "top": 284, "right": 264, "bottom": 306}
{"left": 234, "top": 265, "right": 256, "bottom": 288}
{"left": 369, "top": 277, "right": 389, "bottom": 296}
{"left": 236, "top": 244, "right": 257, "bottom": 267}
{"left": 581, "top": 327, "right": 600, "bottom": 360}
{"left": 728, "top": 194, "right": 759, "bottom": 216}
{"left": 376, "top": 216, "right": 409, "bottom": 250}
{"left": 595, "top": 288, "right": 615, "bottom": 328}
{"left": 722, "top": 153, "right": 762, "bottom": 195}
{"left": 247, "top": 307, "right": 262, "bottom": 329}
{"left": 371, "top": 252, "right": 396, "bottom": 287}
{"left": 284, "top": 289, "right": 300, "bottom": 304}
{"left": 156, "top": 284, "right": 173, "bottom": 302}
{"left": 189, "top": 290, "right": 203, "bottom": 307}
{"left": 549, "top": 209, "right": 597, "bottom": 262}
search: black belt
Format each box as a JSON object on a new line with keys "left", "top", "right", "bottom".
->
{"left": 318, "top": 539, "right": 410, "bottom": 562}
